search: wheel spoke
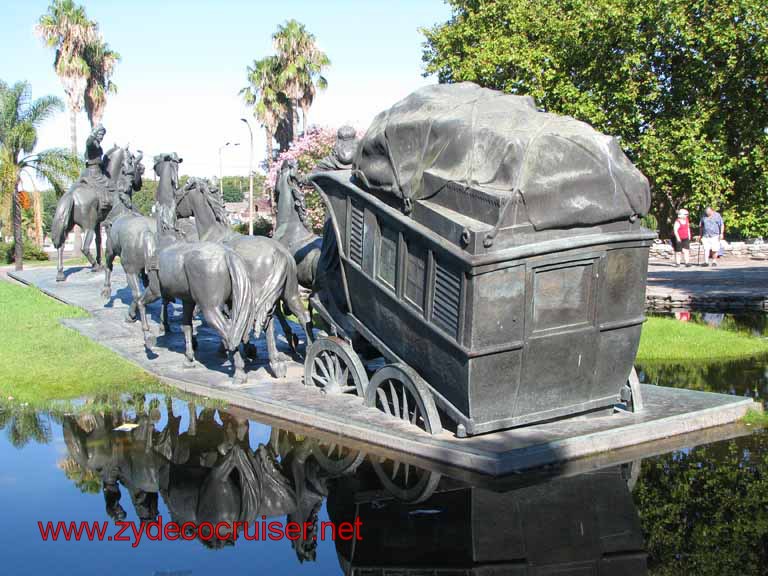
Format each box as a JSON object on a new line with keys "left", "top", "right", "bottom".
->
{"left": 332, "top": 354, "right": 342, "bottom": 383}
{"left": 389, "top": 381, "right": 400, "bottom": 419}
{"left": 391, "top": 459, "right": 401, "bottom": 480}
{"left": 377, "top": 388, "right": 392, "bottom": 416}
{"left": 401, "top": 386, "right": 409, "bottom": 422}
{"left": 315, "top": 356, "right": 331, "bottom": 381}
{"left": 313, "top": 374, "right": 329, "bottom": 386}
{"left": 411, "top": 404, "right": 420, "bottom": 425}
{"left": 322, "top": 354, "right": 337, "bottom": 383}
{"left": 404, "top": 462, "right": 410, "bottom": 486}
{"left": 327, "top": 443, "right": 337, "bottom": 458}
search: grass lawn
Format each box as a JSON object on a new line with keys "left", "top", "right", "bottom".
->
{"left": 0, "top": 280, "right": 161, "bottom": 406}
{"left": 637, "top": 316, "right": 768, "bottom": 362}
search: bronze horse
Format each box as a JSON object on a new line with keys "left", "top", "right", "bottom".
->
{"left": 137, "top": 154, "right": 255, "bottom": 384}
{"left": 176, "top": 178, "right": 312, "bottom": 378}
{"left": 273, "top": 159, "right": 322, "bottom": 290}
{"left": 51, "top": 146, "right": 136, "bottom": 282}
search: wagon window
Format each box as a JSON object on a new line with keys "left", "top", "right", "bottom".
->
{"left": 405, "top": 242, "right": 426, "bottom": 310}
{"left": 378, "top": 224, "right": 398, "bottom": 290}
{"left": 532, "top": 262, "right": 594, "bottom": 332}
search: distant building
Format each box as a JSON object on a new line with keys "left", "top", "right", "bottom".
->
{"left": 225, "top": 198, "right": 273, "bottom": 224}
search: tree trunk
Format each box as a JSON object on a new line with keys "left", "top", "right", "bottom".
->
{"left": 265, "top": 130, "right": 275, "bottom": 220}
{"left": 293, "top": 99, "right": 300, "bottom": 139}
{"left": 302, "top": 106, "right": 308, "bottom": 135}
{"left": 69, "top": 106, "right": 82, "bottom": 258}
{"left": 13, "top": 178, "right": 23, "bottom": 271}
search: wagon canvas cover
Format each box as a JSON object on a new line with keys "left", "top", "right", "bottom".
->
{"left": 354, "top": 82, "right": 650, "bottom": 230}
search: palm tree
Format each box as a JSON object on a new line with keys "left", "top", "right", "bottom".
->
{"left": 240, "top": 56, "right": 291, "bottom": 168}
{"left": 83, "top": 38, "right": 120, "bottom": 127}
{"left": 0, "top": 81, "right": 80, "bottom": 269}
{"left": 36, "top": 0, "right": 97, "bottom": 155}
{"left": 272, "top": 20, "right": 330, "bottom": 137}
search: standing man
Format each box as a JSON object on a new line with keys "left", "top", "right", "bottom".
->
{"left": 699, "top": 207, "right": 725, "bottom": 267}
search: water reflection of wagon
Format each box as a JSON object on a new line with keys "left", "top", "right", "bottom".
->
{"left": 327, "top": 464, "right": 647, "bottom": 575}
{"left": 304, "top": 84, "right": 655, "bottom": 437}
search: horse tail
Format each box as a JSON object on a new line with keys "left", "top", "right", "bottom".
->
{"left": 251, "top": 249, "right": 289, "bottom": 338}
{"left": 224, "top": 248, "right": 255, "bottom": 349}
{"left": 51, "top": 191, "right": 74, "bottom": 248}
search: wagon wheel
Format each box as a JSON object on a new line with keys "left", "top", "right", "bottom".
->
{"left": 365, "top": 363, "right": 443, "bottom": 435}
{"left": 311, "top": 440, "right": 365, "bottom": 476}
{"left": 304, "top": 337, "right": 368, "bottom": 396}
{"left": 371, "top": 457, "right": 442, "bottom": 503}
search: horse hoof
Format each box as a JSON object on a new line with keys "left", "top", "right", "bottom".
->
{"left": 100, "top": 287, "right": 111, "bottom": 301}
{"left": 182, "top": 358, "right": 196, "bottom": 370}
{"left": 124, "top": 313, "right": 137, "bottom": 323}
{"left": 271, "top": 362, "right": 288, "bottom": 379}
{"left": 91, "top": 265, "right": 103, "bottom": 273}
{"left": 56, "top": 272, "right": 66, "bottom": 282}
{"left": 144, "top": 335, "right": 156, "bottom": 349}
{"left": 232, "top": 372, "right": 248, "bottom": 386}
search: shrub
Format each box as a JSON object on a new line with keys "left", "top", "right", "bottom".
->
{"left": 1, "top": 240, "right": 50, "bottom": 263}
{"left": 234, "top": 216, "right": 273, "bottom": 237}
{"left": 641, "top": 213, "right": 658, "bottom": 231}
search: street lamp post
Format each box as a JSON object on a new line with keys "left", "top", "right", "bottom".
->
{"left": 218, "top": 141, "right": 240, "bottom": 202}
{"left": 240, "top": 118, "right": 255, "bottom": 236}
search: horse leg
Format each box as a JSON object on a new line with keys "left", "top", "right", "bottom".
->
{"left": 229, "top": 344, "right": 248, "bottom": 385}
{"left": 165, "top": 299, "right": 174, "bottom": 335}
{"left": 101, "top": 234, "right": 115, "bottom": 300}
{"left": 266, "top": 316, "right": 288, "bottom": 379}
{"left": 134, "top": 270, "right": 161, "bottom": 323}
{"left": 93, "top": 225, "right": 103, "bottom": 271}
{"left": 181, "top": 300, "right": 196, "bottom": 369}
{"left": 282, "top": 282, "right": 313, "bottom": 349}
{"left": 81, "top": 228, "right": 97, "bottom": 269}
{"left": 276, "top": 303, "right": 300, "bottom": 356}
{"left": 56, "top": 245, "right": 66, "bottom": 282}
{"left": 127, "top": 273, "right": 154, "bottom": 349}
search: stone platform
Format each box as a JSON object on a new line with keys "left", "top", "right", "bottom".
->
{"left": 9, "top": 265, "right": 762, "bottom": 476}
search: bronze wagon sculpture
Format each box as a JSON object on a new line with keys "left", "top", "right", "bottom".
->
{"left": 305, "top": 83, "right": 654, "bottom": 437}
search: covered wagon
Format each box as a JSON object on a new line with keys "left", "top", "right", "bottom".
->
{"left": 306, "top": 82, "right": 655, "bottom": 437}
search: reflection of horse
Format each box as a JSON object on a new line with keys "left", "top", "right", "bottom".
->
{"left": 137, "top": 155, "right": 255, "bottom": 383}
{"left": 274, "top": 160, "right": 322, "bottom": 290}
{"left": 177, "top": 178, "right": 312, "bottom": 378}
{"left": 51, "top": 147, "right": 135, "bottom": 281}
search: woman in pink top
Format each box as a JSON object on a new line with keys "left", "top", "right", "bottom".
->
{"left": 673, "top": 208, "right": 691, "bottom": 267}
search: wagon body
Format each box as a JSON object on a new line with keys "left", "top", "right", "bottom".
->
{"left": 310, "top": 170, "right": 654, "bottom": 436}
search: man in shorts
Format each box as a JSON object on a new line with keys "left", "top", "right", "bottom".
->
{"left": 699, "top": 207, "right": 725, "bottom": 267}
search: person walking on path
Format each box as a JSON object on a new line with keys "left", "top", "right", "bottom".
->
{"left": 699, "top": 207, "right": 725, "bottom": 267}
{"left": 672, "top": 209, "right": 691, "bottom": 267}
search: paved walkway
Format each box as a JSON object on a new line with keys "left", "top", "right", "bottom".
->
{"left": 646, "top": 257, "right": 768, "bottom": 311}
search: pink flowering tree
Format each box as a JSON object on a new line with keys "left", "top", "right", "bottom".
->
{"left": 266, "top": 127, "right": 336, "bottom": 233}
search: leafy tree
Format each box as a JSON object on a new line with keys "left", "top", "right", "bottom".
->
{"left": 0, "top": 80, "right": 79, "bottom": 269}
{"left": 241, "top": 56, "right": 292, "bottom": 165}
{"left": 36, "top": 0, "right": 96, "bottom": 154}
{"left": 422, "top": 0, "right": 768, "bottom": 238}
{"left": 241, "top": 20, "right": 330, "bottom": 166}
{"left": 83, "top": 38, "right": 120, "bottom": 128}
{"left": 273, "top": 20, "right": 330, "bottom": 137}
{"left": 220, "top": 174, "right": 265, "bottom": 204}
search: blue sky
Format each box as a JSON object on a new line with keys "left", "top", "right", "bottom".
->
{"left": 1, "top": 0, "right": 452, "bottom": 177}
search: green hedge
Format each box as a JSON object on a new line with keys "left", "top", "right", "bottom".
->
{"left": 0, "top": 240, "right": 50, "bottom": 263}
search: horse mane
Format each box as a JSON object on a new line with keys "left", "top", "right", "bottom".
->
{"left": 201, "top": 181, "right": 229, "bottom": 225}
{"left": 277, "top": 163, "right": 309, "bottom": 228}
